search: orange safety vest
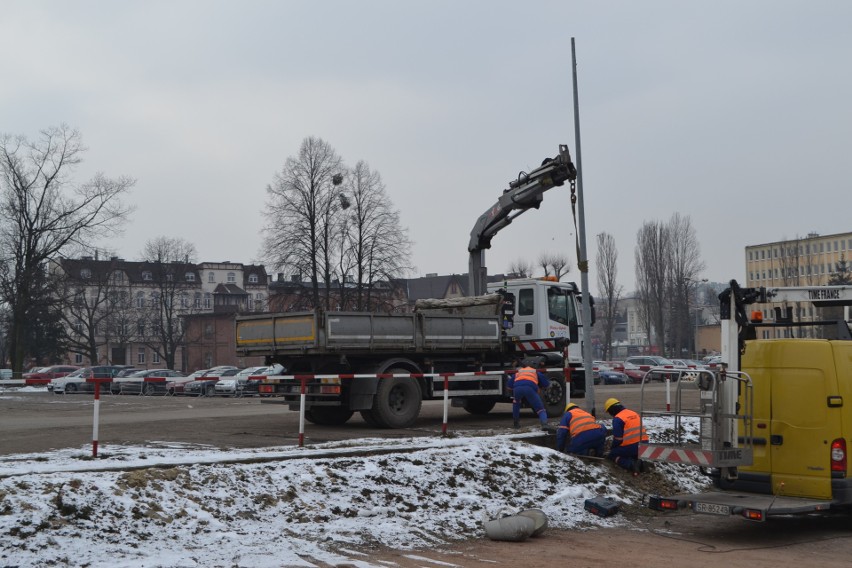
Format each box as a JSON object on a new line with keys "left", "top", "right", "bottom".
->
{"left": 514, "top": 367, "right": 539, "bottom": 386}
{"left": 615, "top": 409, "right": 648, "bottom": 445}
{"left": 567, "top": 407, "right": 599, "bottom": 437}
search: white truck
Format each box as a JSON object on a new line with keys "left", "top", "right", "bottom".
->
{"left": 235, "top": 146, "right": 592, "bottom": 428}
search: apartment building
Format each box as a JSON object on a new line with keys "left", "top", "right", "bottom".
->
{"left": 56, "top": 257, "right": 269, "bottom": 371}
{"left": 745, "top": 231, "right": 852, "bottom": 338}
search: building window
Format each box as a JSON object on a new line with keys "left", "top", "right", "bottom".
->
{"left": 185, "top": 272, "right": 196, "bottom": 282}
{"left": 136, "top": 292, "right": 145, "bottom": 308}
{"left": 208, "top": 272, "right": 215, "bottom": 283}
{"left": 143, "top": 271, "right": 153, "bottom": 281}
{"left": 748, "top": 251, "right": 753, "bottom": 261}
{"left": 204, "top": 293, "right": 211, "bottom": 309}
{"left": 152, "top": 352, "right": 160, "bottom": 364}
{"left": 137, "top": 347, "right": 146, "bottom": 364}
{"left": 138, "top": 320, "right": 145, "bottom": 336}
{"left": 74, "top": 353, "right": 83, "bottom": 364}
{"left": 194, "top": 292, "right": 201, "bottom": 308}
{"left": 248, "top": 273, "right": 259, "bottom": 284}
{"left": 227, "top": 272, "right": 236, "bottom": 283}
{"left": 81, "top": 268, "right": 91, "bottom": 279}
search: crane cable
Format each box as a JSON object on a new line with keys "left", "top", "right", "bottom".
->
{"left": 569, "top": 178, "right": 587, "bottom": 273}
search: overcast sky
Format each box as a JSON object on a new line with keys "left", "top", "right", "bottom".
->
{"left": 2, "top": 1, "right": 850, "bottom": 294}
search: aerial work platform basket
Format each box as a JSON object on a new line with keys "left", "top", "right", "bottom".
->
{"left": 638, "top": 367, "right": 754, "bottom": 470}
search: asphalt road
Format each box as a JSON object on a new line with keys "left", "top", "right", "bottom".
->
{"left": 0, "top": 383, "right": 659, "bottom": 455}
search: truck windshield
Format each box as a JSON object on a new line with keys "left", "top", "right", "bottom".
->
{"left": 547, "top": 287, "right": 577, "bottom": 326}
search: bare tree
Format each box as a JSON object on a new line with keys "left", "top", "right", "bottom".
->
{"left": 0, "top": 125, "right": 134, "bottom": 372}
{"left": 340, "top": 161, "right": 412, "bottom": 311}
{"left": 635, "top": 221, "right": 669, "bottom": 354}
{"left": 57, "top": 258, "right": 124, "bottom": 365}
{"left": 537, "top": 251, "right": 572, "bottom": 280}
{"left": 595, "top": 233, "right": 623, "bottom": 361}
{"left": 666, "top": 213, "right": 706, "bottom": 356}
{"left": 263, "top": 137, "right": 344, "bottom": 311}
{"left": 507, "top": 258, "right": 534, "bottom": 278}
{"left": 137, "top": 237, "right": 198, "bottom": 370}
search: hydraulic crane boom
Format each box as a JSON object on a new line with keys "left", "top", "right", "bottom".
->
{"left": 468, "top": 144, "right": 577, "bottom": 296}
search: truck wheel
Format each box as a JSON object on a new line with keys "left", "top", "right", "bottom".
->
{"left": 305, "top": 407, "right": 354, "bottom": 426}
{"left": 371, "top": 371, "right": 422, "bottom": 428}
{"left": 359, "top": 410, "right": 382, "bottom": 427}
{"left": 463, "top": 399, "right": 496, "bottom": 415}
{"left": 541, "top": 376, "right": 567, "bottom": 417}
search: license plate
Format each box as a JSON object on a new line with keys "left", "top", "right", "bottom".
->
{"left": 694, "top": 501, "right": 730, "bottom": 515}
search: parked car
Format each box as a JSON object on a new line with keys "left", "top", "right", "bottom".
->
{"left": 166, "top": 369, "right": 208, "bottom": 395}
{"left": 705, "top": 355, "right": 723, "bottom": 366}
{"left": 48, "top": 365, "right": 129, "bottom": 394}
{"left": 623, "top": 356, "right": 678, "bottom": 381}
{"left": 183, "top": 366, "right": 239, "bottom": 397}
{"left": 592, "top": 362, "right": 629, "bottom": 385}
{"left": 622, "top": 362, "right": 646, "bottom": 384}
{"left": 114, "top": 369, "right": 188, "bottom": 395}
{"left": 22, "top": 365, "right": 80, "bottom": 385}
{"left": 214, "top": 365, "right": 284, "bottom": 397}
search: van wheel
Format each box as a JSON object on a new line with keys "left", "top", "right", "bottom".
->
{"left": 305, "top": 407, "right": 354, "bottom": 426}
{"left": 371, "top": 370, "right": 422, "bottom": 429}
{"left": 463, "top": 399, "right": 496, "bottom": 415}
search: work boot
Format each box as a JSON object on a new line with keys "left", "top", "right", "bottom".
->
{"left": 513, "top": 420, "right": 521, "bottom": 429}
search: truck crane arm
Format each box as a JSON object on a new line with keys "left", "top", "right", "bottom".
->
{"left": 468, "top": 144, "right": 577, "bottom": 296}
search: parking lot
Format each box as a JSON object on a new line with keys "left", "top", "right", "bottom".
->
{"left": 0, "top": 383, "right": 657, "bottom": 456}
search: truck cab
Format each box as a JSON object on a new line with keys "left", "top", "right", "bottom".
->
{"left": 488, "top": 277, "right": 590, "bottom": 366}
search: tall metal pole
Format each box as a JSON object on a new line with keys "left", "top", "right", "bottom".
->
{"left": 571, "top": 38, "right": 596, "bottom": 415}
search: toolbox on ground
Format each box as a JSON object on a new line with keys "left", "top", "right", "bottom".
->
{"left": 584, "top": 497, "right": 619, "bottom": 517}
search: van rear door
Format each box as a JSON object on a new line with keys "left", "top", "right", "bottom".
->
{"left": 752, "top": 340, "right": 841, "bottom": 500}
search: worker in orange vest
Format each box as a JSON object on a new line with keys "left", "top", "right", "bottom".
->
{"left": 507, "top": 357, "right": 550, "bottom": 429}
{"left": 604, "top": 398, "right": 649, "bottom": 472}
{"left": 556, "top": 403, "right": 607, "bottom": 457}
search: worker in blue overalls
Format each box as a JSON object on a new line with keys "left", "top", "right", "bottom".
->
{"left": 507, "top": 357, "right": 550, "bottom": 429}
{"left": 556, "top": 403, "right": 607, "bottom": 457}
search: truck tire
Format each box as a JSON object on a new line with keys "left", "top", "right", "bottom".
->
{"left": 305, "top": 407, "right": 354, "bottom": 426}
{"left": 371, "top": 370, "right": 422, "bottom": 428}
{"left": 463, "top": 399, "right": 496, "bottom": 415}
{"left": 359, "top": 410, "right": 382, "bottom": 427}
{"left": 541, "top": 375, "right": 567, "bottom": 417}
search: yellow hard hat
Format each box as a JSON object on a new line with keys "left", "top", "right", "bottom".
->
{"left": 565, "top": 402, "right": 578, "bottom": 412}
{"left": 604, "top": 398, "right": 620, "bottom": 413}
